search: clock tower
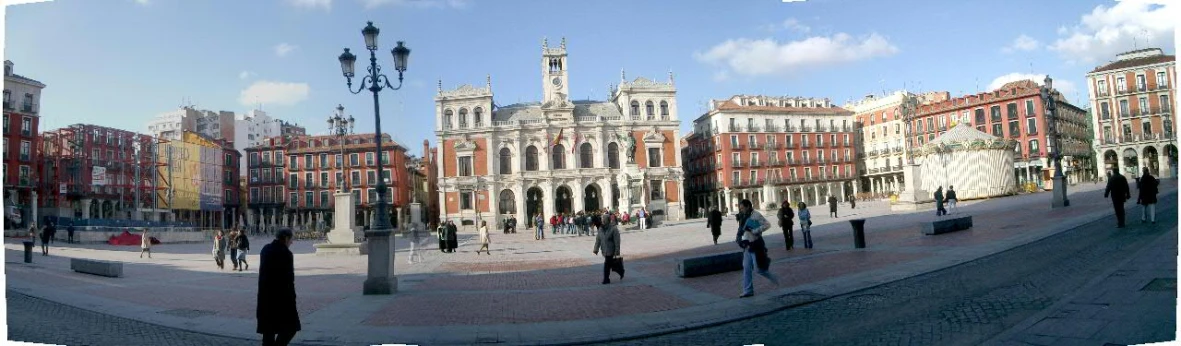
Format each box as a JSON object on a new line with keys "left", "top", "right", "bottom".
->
{"left": 541, "top": 37, "right": 570, "bottom": 106}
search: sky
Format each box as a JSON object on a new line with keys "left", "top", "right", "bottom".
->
{"left": 2, "top": 0, "right": 1177, "bottom": 157}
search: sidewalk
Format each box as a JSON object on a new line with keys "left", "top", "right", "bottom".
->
{"left": 989, "top": 214, "right": 1178, "bottom": 346}
{"left": 3, "top": 181, "right": 1171, "bottom": 346}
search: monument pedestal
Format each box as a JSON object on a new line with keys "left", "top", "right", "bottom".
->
{"left": 315, "top": 192, "right": 367, "bottom": 255}
{"left": 892, "top": 164, "right": 934, "bottom": 211}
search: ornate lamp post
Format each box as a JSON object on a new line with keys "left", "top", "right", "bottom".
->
{"left": 1041, "top": 76, "right": 1070, "bottom": 208}
{"left": 337, "top": 21, "right": 410, "bottom": 295}
{"left": 328, "top": 104, "right": 355, "bottom": 193}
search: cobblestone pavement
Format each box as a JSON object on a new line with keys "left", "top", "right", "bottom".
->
{"left": 596, "top": 192, "right": 1178, "bottom": 346}
{"left": 5, "top": 290, "right": 306, "bottom": 346}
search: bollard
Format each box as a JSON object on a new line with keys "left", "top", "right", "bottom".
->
{"left": 849, "top": 219, "right": 867, "bottom": 249}
{"left": 22, "top": 241, "right": 34, "bottom": 263}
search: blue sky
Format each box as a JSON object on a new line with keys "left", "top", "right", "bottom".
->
{"left": 3, "top": 0, "right": 1176, "bottom": 157}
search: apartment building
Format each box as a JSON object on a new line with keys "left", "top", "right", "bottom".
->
{"left": 1086, "top": 48, "right": 1177, "bottom": 178}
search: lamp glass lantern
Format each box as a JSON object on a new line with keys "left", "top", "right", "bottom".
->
{"left": 338, "top": 49, "right": 357, "bottom": 78}
{"left": 362, "top": 21, "right": 380, "bottom": 51}
{"left": 392, "top": 41, "right": 410, "bottom": 72}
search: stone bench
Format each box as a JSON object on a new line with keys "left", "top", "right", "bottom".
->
{"left": 922, "top": 216, "right": 973, "bottom": 235}
{"left": 676, "top": 251, "right": 745, "bottom": 278}
{"left": 70, "top": 258, "right": 123, "bottom": 278}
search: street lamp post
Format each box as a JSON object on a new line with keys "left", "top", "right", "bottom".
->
{"left": 1041, "top": 76, "right": 1070, "bottom": 208}
{"left": 328, "top": 104, "right": 355, "bottom": 193}
{"left": 337, "top": 21, "right": 410, "bottom": 295}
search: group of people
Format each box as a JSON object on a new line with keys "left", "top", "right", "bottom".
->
{"left": 933, "top": 186, "right": 959, "bottom": 216}
{"left": 437, "top": 220, "right": 459, "bottom": 253}
{"left": 212, "top": 228, "right": 251, "bottom": 271}
{"left": 704, "top": 200, "right": 816, "bottom": 250}
{"left": 27, "top": 222, "right": 80, "bottom": 256}
{"left": 532, "top": 208, "right": 652, "bottom": 241}
{"left": 1105, "top": 167, "right": 1161, "bottom": 228}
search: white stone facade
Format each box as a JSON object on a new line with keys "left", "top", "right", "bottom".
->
{"left": 434, "top": 38, "right": 685, "bottom": 229}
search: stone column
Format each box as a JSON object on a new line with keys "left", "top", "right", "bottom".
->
{"left": 813, "top": 184, "right": 821, "bottom": 206}
{"left": 543, "top": 182, "right": 555, "bottom": 218}
{"left": 30, "top": 191, "right": 38, "bottom": 226}
{"left": 515, "top": 184, "right": 527, "bottom": 227}
{"left": 840, "top": 182, "right": 846, "bottom": 202}
{"left": 572, "top": 183, "right": 584, "bottom": 214}
{"left": 1159, "top": 153, "right": 1172, "bottom": 178}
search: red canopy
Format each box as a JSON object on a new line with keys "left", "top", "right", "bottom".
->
{"left": 107, "top": 230, "right": 161, "bottom": 246}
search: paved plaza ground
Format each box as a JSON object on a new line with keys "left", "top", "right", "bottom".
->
{"left": 4, "top": 181, "right": 1177, "bottom": 345}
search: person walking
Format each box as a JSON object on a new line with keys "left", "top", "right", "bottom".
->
{"left": 735, "top": 199, "right": 779, "bottom": 298}
{"left": 438, "top": 222, "right": 449, "bottom": 252}
{"left": 67, "top": 223, "right": 75, "bottom": 244}
{"left": 257, "top": 229, "right": 300, "bottom": 346}
{"left": 707, "top": 206, "right": 723, "bottom": 244}
{"left": 592, "top": 214, "right": 624, "bottom": 284}
{"left": 229, "top": 229, "right": 241, "bottom": 271}
{"left": 139, "top": 228, "right": 152, "bottom": 259}
{"left": 35, "top": 223, "right": 50, "bottom": 256}
{"left": 46, "top": 222, "right": 56, "bottom": 245}
{"left": 445, "top": 221, "right": 459, "bottom": 253}
{"left": 778, "top": 201, "right": 795, "bottom": 250}
{"left": 1104, "top": 170, "right": 1132, "bottom": 228}
{"left": 509, "top": 216, "right": 517, "bottom": 234}
{"left": 213, "top": 230, "right": 228, "bottom": 270}
{"left": 476, "top": 221, "right": 491, "bottom": 255}
{"left": 637, "top": 208, "right": 648, "bottom": 231}
{"left": 933, "top": 186, "right": 947, "bottom": 216}
{"left": 1137, "top": 167, "right": 1159, "bottom": 224}
{"left": 850, "top": 195, "right": 856, "bottom": 209}
{"left": 946, "top": 186, "right": 959, "bottom": 214}
{"left": 407, "top": 225, "right": 423, "bottom": 264}
{"left": 798, "top": 202, "right": 813, "bottom": 249}
{"left": 549, "top": 214, "right": 559, "bottom": 236}
{"left": 535, "top": 214, "right": 545, "bottom": 240}
{"left": 236, "top": 229, "right": 251, "bottom": 271}
{"left": 827, "top": 195, "right": 839, "bottom": 218}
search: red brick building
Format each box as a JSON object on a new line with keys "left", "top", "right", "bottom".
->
{"left": 3, "top": 60, "right": 45, "bottom": 227}
{"left": 37, "top": 124, "right": 165, "bottom": 222}
{"left": 684, "top": 95, "right": 858, "bottom": 214}
{"left": 909, "top": 80, "right": 1094, "bottom": 187}
{"left": 245, "top": 133, "right": 411, "bottom": 231}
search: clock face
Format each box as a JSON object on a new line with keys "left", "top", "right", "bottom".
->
{"left": 552, "top": 77, "right": 562, "bottom": 86}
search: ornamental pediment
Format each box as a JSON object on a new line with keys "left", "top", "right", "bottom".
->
{"left": 454, "top": 135, "right": 477, "bottom": 153}
{"left": 642, "top": 127, "right": 666, "bottom": 143}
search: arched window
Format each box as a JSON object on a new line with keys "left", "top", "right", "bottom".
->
{"left": 443, "top": 109, "right": 454, "bottom": 129}
{"left": 499, "top": 148, "right": 512, "bottom": 174}
{"left": 458, "top": 108, "right": 468, "bottom": 129}
{"left": 645, "top": 101, "right": 655, "bottom": 116}
{"left": 659, "top": 101, "right": 669, "bottom": 117}
{"left": 473, "top": 107, "right": 484, "bottom": 127}
{"left": 498, "top": 189, "right": 516, "bottom": 214}
{"left": 607, "top": 143, "right": 620, "bottom": 169}
{"left": 552, "top": 144, "right": 566, "bottom": 169}
{"left": 579, "top": 143, "right": 593, "bottom": 168}
{"left": 525, "top": 146, "right": 539, "bottom": 171}
{"left": 630, "top": 101, "right": 639, "bottom": 116}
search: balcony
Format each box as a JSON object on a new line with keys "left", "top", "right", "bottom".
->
{"left": 1157, "top": 84, "right": 1170, "bottom": 90}
{"left": 801, "top": 126, "right": 813, "bottom": 132}
{"left": 731, "top": 143, "right": 744, "bottom": 151}
{"left": 816, "top": 158, "right": 827, "bottom": 164}
{"left": 784, "top": 126, "right": 797, "bottom": 132}
{"left": 20, "top": 103, "right": 36, "bottom": 113}
{"left": 766, "top": 142, "right": 780, "bottom": 150}
{"left": 748, "top": 126, "right": 763, "bottom": 133}
{"left": 801, "top": 142, "right": 812, "bottom": 149}
{"left": 1120, "top": 111, "right": 1130, "bottom": 118}
{"left": 765, "top": 125, "right": 781, "bottom": 132}
{"left": 1116, "top": 88, "right": 1130, "bottom": 95}
{"left": 783, "top": 142, "right": 796, "bottom": 149}
{"left": 728, "top": 125, "right": 746, "bottom": 132}
{"left": 749, "top": 161, "right": 762, "bottom": 168}
{"left": 732, "top": 161, "right": 745, "bottom": 168}
{"left": 769, "top": 159, "right": 781, "bottom": 166}
{"left": 1138, "top": 85, "right": 1147, "bottom": 92}
{"left": 800, "top": 158, "right": 812, "bottom": 165}
{"left": 748, "top": 142, "right": 762, "bottom": 150}
{"left": 817, "top": 126, "right": 829, "bottom": 133}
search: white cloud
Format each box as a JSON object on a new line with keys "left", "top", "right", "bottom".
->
{"left": 988, "top": 73, "right": 1077, "bottom": 96}
{"left": 274, "top": 43, "right": 298, "bottom": 57}
{"left": 238, "top": 71, "right": 256, "bottom": 80}
{"left": 289, "top": 0, "right": 332, "bottom": 10}
{"left": 1048, "top": 0, "right": 1176, "bottom": 65}
{"left": 761, "top": 18, "right": 811, "bottom": 33}
{"left": 695, "top": 32, "right": 899, "bottom": 77}
{"left": 1001, "top": 34, "right": 1040, "bottom": 53}
{"left": 361, "top": 0, "right": 471, "bottom": 9}
{"left": 238, "top": 81, "right": 311, "bottom": 107}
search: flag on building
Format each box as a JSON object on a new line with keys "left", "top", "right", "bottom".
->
{"left": 552, "top": 128, "right": 563, "bottom": 148}
{"left": 572, "top": 132, "right": 578, "bottom": 154}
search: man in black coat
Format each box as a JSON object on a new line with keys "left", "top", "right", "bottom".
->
{"left": 257, "top": 229, "right": 300, "bottom": 346}
{"left": 1137, "top": 167, "right": 1159, "bottom": 224}
{"left": 827, "top": 196, "right": 838, "bottom": 218}
{"left": 777, "top": 201, "right": 795, "bottom": 250}
{"left": 706, "top": 207, "right": 723, "bottom": 244}
{"left": 445, "top": 221, "right": 459, "bottom": 252}
{"left": 1104, "top": 170, "right": 1132, "bottom": 228}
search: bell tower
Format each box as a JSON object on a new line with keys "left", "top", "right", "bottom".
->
{"left": 541, "top": 37, "right": 569, "bottom": 105}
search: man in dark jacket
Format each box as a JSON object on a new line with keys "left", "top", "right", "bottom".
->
{"left": 1104, "top": 170, "right": 1132, "bottom": 228}
{"left": 933, "top": 187, "right": 947, "bottom": 216}
{"left": 1137, "top": 167, "right": 1159, "bottom": 224}
{"left": 257, "top": 229, "right": 300, "bottom": 346}
{"left": 777, "top": 201, "right": 795, "bottom": 250}
{"left": 707, "top": 207, "right": 723, "bottom": 244}
{"left": 236, "top": 230, "right": 251, "bottom": 271}
{"left": 828, "top": 195, "right": 838, "bottom": 218}
{"left": 592, "top": 216, "right": 623, "bottom": 284}
{"left": 445, "top": 221, "right": 459, "bottom": 253}
{"left": 946, "top": 186, "right": 959, "bottom": 214}
{"left": 66, "top": 223, "right": 75, "bottom": 243}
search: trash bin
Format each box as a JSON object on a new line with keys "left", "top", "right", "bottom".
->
{"left": 22, "top": 240, "right": 34, "bottom": 263}
{"left": 849, "top": 219, "right": 866, "bottom": 249}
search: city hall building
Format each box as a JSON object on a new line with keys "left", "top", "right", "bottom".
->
{"left": 434, "top": 38, "right": 685, "bottom": 228}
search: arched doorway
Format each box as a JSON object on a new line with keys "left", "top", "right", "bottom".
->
{"left": 1122, "top": 148, "right": 1139, "bottom": 176}
{"left": 1143, "top": 146, "right": 1159, "bottom": 176}
{"left": 583, "top": 184, "right": 601, "bottom": 212}
{"left": 498, "top": 189, "right": 516, "bottom": 215}
{"left": 1103, "top": 150, "right": 1119, "bottom": 175}
{"left": 526, "top": 187, "right": 543, "bottom": 226}
{"left": 555, "top": 185, "right": 573, "bottom": 214}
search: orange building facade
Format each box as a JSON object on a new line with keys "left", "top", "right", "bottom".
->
{"left": 1086, "top": 48, "right": 1177, "bottom": 179}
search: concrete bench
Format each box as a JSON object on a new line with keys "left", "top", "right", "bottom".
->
{"left": 70, "top": 258, "right": 123, "bottom": 278}
{"left": 922, "top": 216, "right": 973, "bottom": 235}
{"left": 676, "top": 251, "right": 745, "bottom": 278}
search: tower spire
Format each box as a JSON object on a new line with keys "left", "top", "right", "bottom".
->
{"left": 560, "top": 37, "right": 566, "bottom": 49}
{"left": 620, "top": 68, "right": 626, "bottom": 82}
{"left": 437, "top": 79, "right": 443, "bottom": 94}
{"left": 486, "top": 74, "right": 492, "bottom": 89}
{"left": 542, "top": 37, "right": 548, "bottom": 50}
